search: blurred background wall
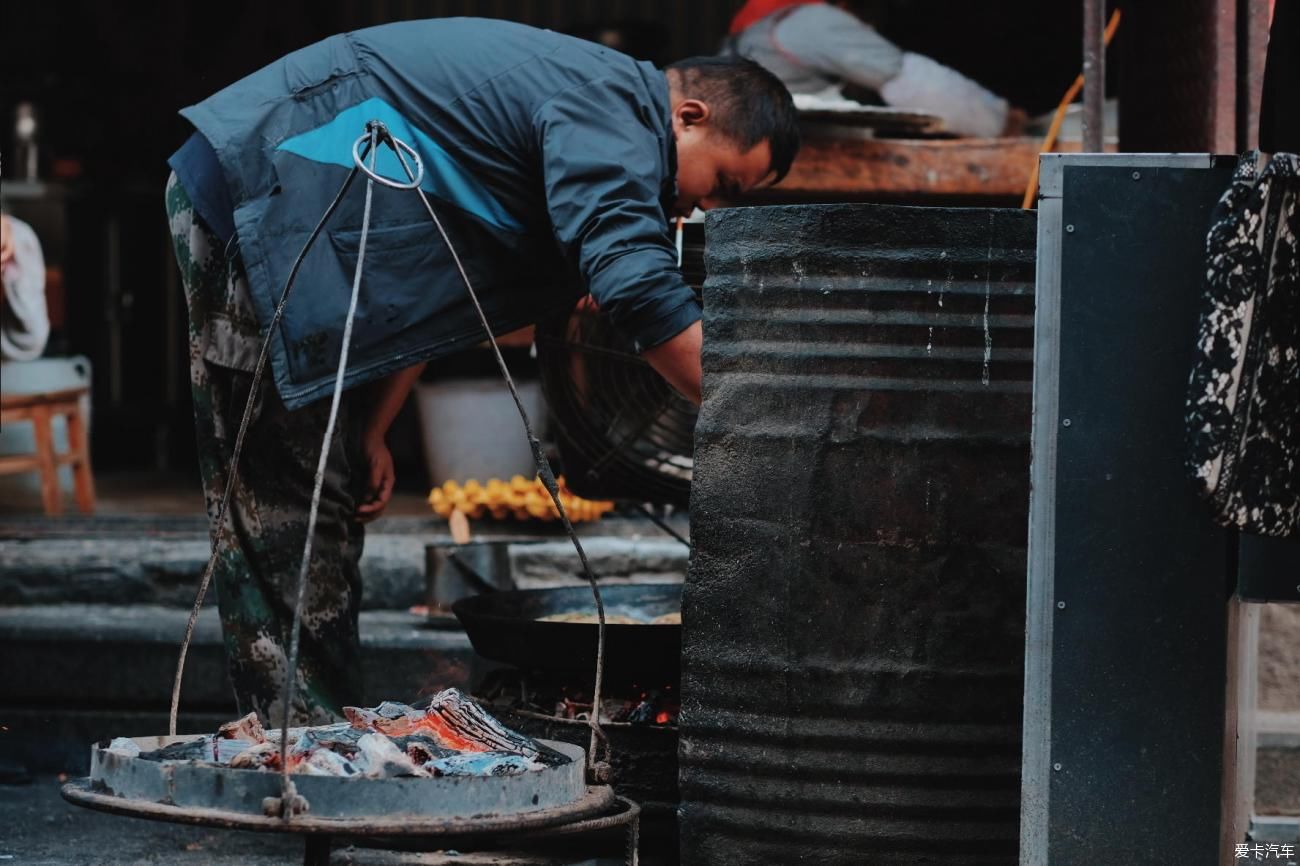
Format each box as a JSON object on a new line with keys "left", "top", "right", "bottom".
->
{"left": 0, "top": 0, "right": 1085, "bottom": 480}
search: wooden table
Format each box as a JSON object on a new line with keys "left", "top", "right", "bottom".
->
{"left": 746, "top": 135, "right": 1093, "bottom": 204}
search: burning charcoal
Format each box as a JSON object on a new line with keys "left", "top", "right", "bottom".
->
{"left": 249, "top": 726, "right": 310, "bottom": 748}
{"left": 291, "top": 724, "right": 365, "bottom": 760}
{"left": 216, "top": 712, "right": 266, "bottom": 743}
{"left": 425, "top": 688, "right": 553, "bottom": 758}
{"left": 625, "top": 699, "right": 658, "bottom": 725}
{"left": 204, "top": 694, "right": 565, "bottom": 777}
{"left": 390, "top": 734, "right": 454, "bottom": 765}
{"left": 344, "top": 691, "right": 499, "bottom": 754}
{"left": 104, "top": 737, "right": 141, "bottom": 757}
{"left": 139, "top": 737, "right": 212, "bottom": 762}
{"left": 214, "top": 738, "right": 257, "bottom": 764}
{"left": 229, "top": 741, "right": 281, "bottom": 771}
{"left": 343, "top": 701, "right": 422, "bottom": 730}
{"left": 298, "top": 748, "right": 360, "bottom": 777}
{"left": 271, "top": 725, "right": 365, "bottom": 773}
{"left": 425, "top": 752, "right": 543, "bottom": 777}
{"left": 354, "top": 733, "right": 424, "bottom": 778}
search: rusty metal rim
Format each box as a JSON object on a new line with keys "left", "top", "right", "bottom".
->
{"left": 510, "top": 795, "right": 639, "bottom": 838}
{"left": 61, "top": 779, "right": 617, "bottom": 837}
{"left": 353, "top": 796, "right": 643, "bottom": 850}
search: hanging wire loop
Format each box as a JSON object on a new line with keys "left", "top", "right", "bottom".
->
{"left": 383, "top": 136, "right": 614, "bottom": 779}
{"left": 352, "top": 122, "right": 424, "bottom": 189}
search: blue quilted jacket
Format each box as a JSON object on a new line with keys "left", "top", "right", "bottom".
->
{"left": 177, "top": 18, "right": 697, "bottom": 408}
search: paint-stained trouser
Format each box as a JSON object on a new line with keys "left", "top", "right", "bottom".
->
{"left": 165, "top": 172, "right": 365, "bottom": 726}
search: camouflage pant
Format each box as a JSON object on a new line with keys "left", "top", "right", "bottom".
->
{"left": 165, "top": 172, "right": 364, "bottom": 726}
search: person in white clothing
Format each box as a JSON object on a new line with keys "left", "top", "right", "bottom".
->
{"left": 0, "top": 212, "right": 50, "bottom": 361}
{"left": 726, "top": 0, "right": 1025, "bottom": 138}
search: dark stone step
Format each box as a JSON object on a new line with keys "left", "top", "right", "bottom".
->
{"left": 0, "top": 533, "right": 687, "bottom": 610}
{"left": 1258, "top": 713, "right": 1300, "bottom": 820}
{"left": 0, "top": 535, "right": 432, "bottom": 611}
{"left": 0, "top": 513, "right": 686, "bottom": 542}
{"left": 1258, "top": 745, "right": 1300, "bottom": 819}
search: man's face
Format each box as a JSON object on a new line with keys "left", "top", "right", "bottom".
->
{"left": 670, "top": 98, "right": 774, "bottom": 217}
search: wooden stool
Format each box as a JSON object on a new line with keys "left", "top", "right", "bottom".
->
{"left": 0, "top": 386, "right": 95, "bottom": 515}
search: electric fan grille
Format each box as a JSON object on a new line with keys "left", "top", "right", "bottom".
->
{"left": 535, "top": 225, "right": 704, "bottom": 506}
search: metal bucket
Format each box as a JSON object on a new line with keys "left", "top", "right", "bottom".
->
{"left": 680, "top": 203, "right": 1036, "bottom": 865}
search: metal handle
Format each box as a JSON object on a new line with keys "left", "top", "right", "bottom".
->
{"left": 352, "top": 123, "right": 424, "bottom": 189}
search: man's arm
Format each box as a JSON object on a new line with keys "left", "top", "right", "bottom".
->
{"left": 642, "top": 320, "right": 702, "bottom": 406}
{"left": 356, "top": 362, "right": 426, "bottom": 522}
{"left": 537, "top": 82, "right": 703, "bottom": 396}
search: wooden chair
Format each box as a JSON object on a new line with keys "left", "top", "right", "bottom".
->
{"left": 0, "top": 386, "right": 95, "bottom": 515}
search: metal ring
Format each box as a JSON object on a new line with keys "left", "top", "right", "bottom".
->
{"left": 351, "top": 130, "right": 424, "bottom": 190}
{"left": 61, "top": 779, "right": 617, "bottom": 837}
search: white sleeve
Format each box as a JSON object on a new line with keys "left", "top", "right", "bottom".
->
{"left": 879, "top": 52, "right": 1009, "bottom": 138}
{"left": 772, "top": 5, "right": 904, "bottom": 91}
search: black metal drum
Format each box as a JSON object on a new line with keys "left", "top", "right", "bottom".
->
{"left": 681, "top": 203, "right": 1036, "bottom": 865}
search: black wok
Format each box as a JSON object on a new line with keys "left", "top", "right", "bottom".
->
{"left": 452, "top": 584, "right": 681, "bottom": 682}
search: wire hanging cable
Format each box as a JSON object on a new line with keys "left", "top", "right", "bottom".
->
{"left": 628, "top": 501, "right": 690, "bottom": 548}
{"left": 168, "top": 167, "right": 360, "bottom": 739}
{"left": 385, "top": 141, "right": 613, "bottom": 775}
{"left": 273, "top": 126, "right": 384, "bottom": 817}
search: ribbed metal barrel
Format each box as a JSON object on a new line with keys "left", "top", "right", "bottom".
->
{"left": 681, "top": 203, "right": 1036, "bottom": 865}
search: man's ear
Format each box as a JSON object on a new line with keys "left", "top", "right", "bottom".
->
{"left": 675, "top": 98, "right": 711, "bottom": 128}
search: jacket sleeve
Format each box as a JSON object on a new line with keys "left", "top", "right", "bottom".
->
{"left": 535, "top": 79, "right": 701, "bottom": 351}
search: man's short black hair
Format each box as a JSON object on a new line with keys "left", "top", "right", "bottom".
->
{"left": 666, "top": 56, "right": 800, "bottom": 184}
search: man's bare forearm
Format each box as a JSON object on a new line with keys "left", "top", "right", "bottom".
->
{"left": 641, "top": 320, "right": 702, "bottom": 405}
{"left": 365, "top": 362, "right": 427, "bottom": 441}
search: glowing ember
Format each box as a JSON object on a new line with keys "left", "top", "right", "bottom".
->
{"left": 117, "top": 688, "right": 569, "bottom": 778}
{"left": 475, "top": 670, "right": 679, "bottom": 727}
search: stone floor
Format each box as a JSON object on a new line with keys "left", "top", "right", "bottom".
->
{"left": 0, "top": 775, "right": 303, "bottom": 866}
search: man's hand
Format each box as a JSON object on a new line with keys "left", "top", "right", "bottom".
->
{"left": 641, "top": 320, "right": 703, "bottom": 405}
{"left": 354, "top": 362, "right": 425, "bottom": 523}
{"left": 356, "top": 432, "right": 395, "bottom": 523}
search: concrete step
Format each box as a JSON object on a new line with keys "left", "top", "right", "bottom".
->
{"left": 1259, "top": 711, "right": 1300, "bottom": 820}
{"left": 0, "top": 513, "right": 688, "bottom": 778}
{"left": 0, "top": 604, "right": 486, "bottom": 705}
{"left": 0, "top": 525, "right": 688, "bottom": 610}
{"left": 1250, "top": 815, "right": 1300, "bottom": 848}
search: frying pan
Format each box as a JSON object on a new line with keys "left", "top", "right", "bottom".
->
{"left": 452, "top": 584, "right": 681, "bottom": 682}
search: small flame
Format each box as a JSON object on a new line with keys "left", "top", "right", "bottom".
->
{"left": 655, "top": 711, "right": 671, "bottom": 725}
